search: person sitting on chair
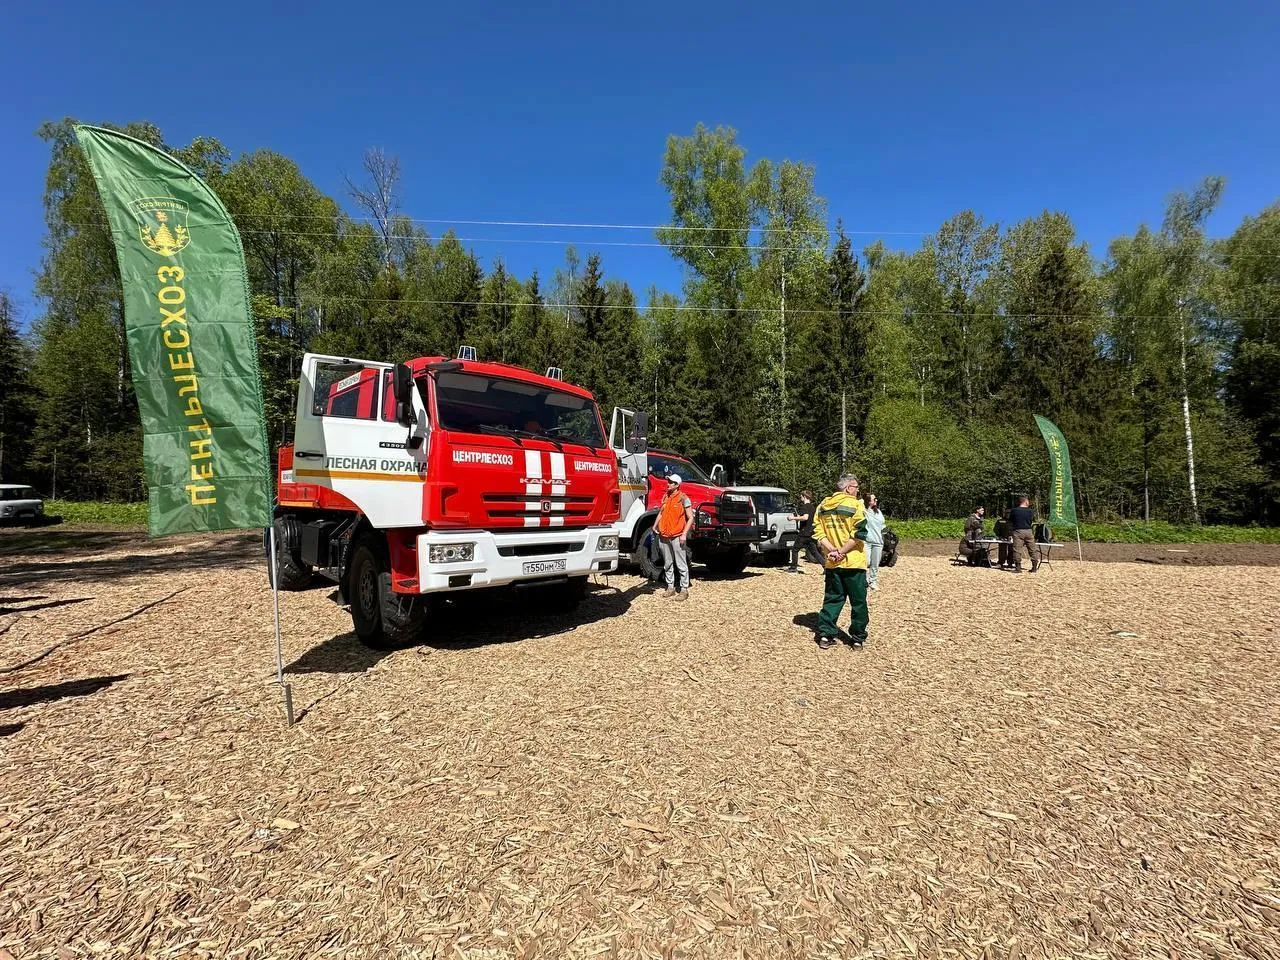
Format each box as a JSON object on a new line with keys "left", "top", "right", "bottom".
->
{"left": 958, "top": 505, "right": 986, "bottom": 566}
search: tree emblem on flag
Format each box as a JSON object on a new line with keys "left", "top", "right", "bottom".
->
{"left": 129, "top": 197, "right": 191, "bottom": 256}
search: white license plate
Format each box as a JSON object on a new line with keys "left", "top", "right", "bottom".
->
{"left": 523, "top": 559, "right": 566, "bottom": 576}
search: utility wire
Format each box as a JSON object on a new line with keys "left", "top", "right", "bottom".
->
{"left": 63, "top": 218, "right": 1280, "bottom": 260}
{"left": 268, "top": 292, "right": 1280, "bottom": 324}
{"left": 219, "top": 211, "right": 933, "bottom": 236}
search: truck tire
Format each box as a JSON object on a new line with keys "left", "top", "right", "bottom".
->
{"left": 348, "top": 539, "right": 426, "bottom": 650}
{"left": 705, "top": 545, "right": 750, "bottom": 577}
{"left": 266, "top": 519, "right": 314, "bottom": 591}
{"left": 630, "top": 522, "right": 663, "bottom": 582}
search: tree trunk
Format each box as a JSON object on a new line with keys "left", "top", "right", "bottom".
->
{"left": 841, "top": 390, "right": 847, "bottom": 467}
{"left": 1141, "top": 419, "right": 1151, "bottom": 522}
{"left": 1179, "top": 320, "right": 1200, "bottom": 523}
{"left": 779, "top": 270, "right": 787, "bottom": 435}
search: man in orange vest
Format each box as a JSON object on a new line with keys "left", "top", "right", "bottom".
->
{"left": 655, "top": 473, "right": 695, "bottom": 599}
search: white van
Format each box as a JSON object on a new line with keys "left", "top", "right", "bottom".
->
{"left": 0, "top": 484, "right": 45, "bottom": 524}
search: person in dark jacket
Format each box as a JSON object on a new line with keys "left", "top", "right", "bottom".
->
{"left": 785, "top": 491, "right": 822, "bottom": 572}
{"left": 958, "top": 505, "right": 987, "bottom": 565}
{"left": 1008, "top": 495, "right": 1039, "bottom": 573}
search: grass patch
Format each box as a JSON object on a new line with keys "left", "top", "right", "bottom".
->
{"left": 28, "top": 502, "right": 1280, "bottom": 544}
{"left": 890, "top": 517, "right": 1280, "bottom": 544}
{"left": 45, "top": 500, "right": 149, "bottom": 526}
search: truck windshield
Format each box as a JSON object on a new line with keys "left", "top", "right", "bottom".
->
{"left": 430, "top": 371, "right": 606, "bottom": 448}
{"left": 747, "top": 492, "right": 789, "bottom": 512}
{"left": 647, "top": 454, "right": 713, "bottom": 485}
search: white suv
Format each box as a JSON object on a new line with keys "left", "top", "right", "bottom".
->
{"left": 0, "top": 485, "right": 45, "bottom": 524}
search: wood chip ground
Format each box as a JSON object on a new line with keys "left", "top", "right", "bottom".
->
{"left": 1, "top": 534, "right": 1278, "bottom": 958}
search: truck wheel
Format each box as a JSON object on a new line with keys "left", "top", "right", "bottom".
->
{"left": 348, "top": 540, "right": 426, "bottom": 650}
{"left": 630, "top": 524, "right": 664, "bottom": 582}
{"left": 706, "top": 546, "right": 750, "bottom": 577}
{"left": 266, "top": 519, "right": 314, "bottom": 591}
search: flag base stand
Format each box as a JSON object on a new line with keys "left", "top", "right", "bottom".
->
{"left": 268, "top": 523, "right": 295, "bottom": 727}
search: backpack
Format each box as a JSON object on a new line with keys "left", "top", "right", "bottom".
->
{"left": 881, "top": 527, "right": 900, "bottom": 568}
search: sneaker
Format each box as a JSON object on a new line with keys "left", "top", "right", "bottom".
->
{"left": 817, "top": 636, "right": 836, "bottom": 650}
{"left": 674, "top": 591, "right": 689, "bottom": 602}
{"left": 851, "top": 636, "right": 866, "bottom": 649}
{"left": 663, "top": 588, "right": 675, "bottom": 596}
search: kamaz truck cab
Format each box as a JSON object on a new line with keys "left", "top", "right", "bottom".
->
{"left": 270, "top": 349, "right": 622, "bottom": 648}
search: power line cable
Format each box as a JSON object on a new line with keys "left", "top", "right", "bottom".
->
{"left": 271, "top": 292, "right": 1280, "bottom": 324}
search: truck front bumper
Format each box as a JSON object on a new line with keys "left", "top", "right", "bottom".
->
{"left": 416, "top": 526, "right": 620, "bottom": 593}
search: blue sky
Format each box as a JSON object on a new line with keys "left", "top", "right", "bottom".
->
{"left": 2, "top": 0, "right": 1277, "bottom": 327}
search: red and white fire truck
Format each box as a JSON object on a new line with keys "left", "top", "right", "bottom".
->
{"left": 268, "top": 350, "right": 628, "bottom": 648}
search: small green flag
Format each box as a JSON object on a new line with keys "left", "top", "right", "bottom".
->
{"left": 1033, "top": 415, "right": 1078, "bottom": 526}
{"left": 75, "top": 125, "right": 271, "bottom": 536}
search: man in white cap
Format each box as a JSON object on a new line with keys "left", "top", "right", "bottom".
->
{"left": 654, "top": 472, "right": 695, "bottom": 599}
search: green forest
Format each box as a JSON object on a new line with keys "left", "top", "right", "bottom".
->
{"left": 0, "top": 119, "right": 1277, "bottom": 524}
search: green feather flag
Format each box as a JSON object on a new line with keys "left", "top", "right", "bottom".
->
{"left": 75, "top": 125, "right": 271, "bottom": 536}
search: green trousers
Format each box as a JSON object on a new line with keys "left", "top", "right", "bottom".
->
{"left": 818, "top": 567, "right": 869, "bottom": 641}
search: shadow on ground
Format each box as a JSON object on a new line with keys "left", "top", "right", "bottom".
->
{"left": 286, "top": 632, "right": 389, "bottom": 676}
{"left": 0, "top": 674, "right": 129, "bottom": 712}
{"left": 0, "top": 532, "right": 261, "bottom": 587}
{"left": 0, "top": 529, "right": 145, "bottom": 557}
{"left": 426, "top": 579, "right": 649, "bottom": 650}
{"left": 697, "top": 569, "right": 765, "bottom": 583}
{"left": 287, "top": 580, "right": 652, "bottom": 680}
{"left": 792, "top": 612, "right": 821, "bottom": 634}
{"left": 0, "top": 596, "right": 92, "bottom": 616}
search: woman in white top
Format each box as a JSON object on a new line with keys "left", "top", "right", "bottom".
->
{"left": 864, "top": 493, "right": 886, "bottom": 591}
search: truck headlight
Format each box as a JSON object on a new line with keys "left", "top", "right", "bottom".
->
{"left": 596, "top": 535, "right": 619, "bottom": 552}
{"left": 429, "top": 543, "right": 475, "bottom": 563}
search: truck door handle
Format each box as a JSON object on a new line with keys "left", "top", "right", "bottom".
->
{"left": 294, "top": 450, "right": 323, "bottom": 459}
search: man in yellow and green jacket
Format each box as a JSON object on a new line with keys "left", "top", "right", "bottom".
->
{"left": 812, "top": 473, "right": 869, "bottom": 650}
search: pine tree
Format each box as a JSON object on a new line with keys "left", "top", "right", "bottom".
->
{"left": 597, "top": 280, "right": 645, "bottom": 413}
{"left": 472, "top": 260, "right": 517, "bottom": 362}
{"left": 507, "top": 273, "right": 551, "bottom": 372}
{"left": 567, "top": 254, "right": 607, "bottom": 397}
{"left": 796, "top": 226, "right": 870, "bottom": 461}
{"left": 1006, "top": 243, "right": 1099, "bottom": 426}
{"left": 0, "top": 293, "right": 36, "bottom": 483}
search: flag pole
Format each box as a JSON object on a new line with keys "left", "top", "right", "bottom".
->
{"left": 268, "top": 523, "right": 294, "bottom": 725}
{"left": 1074, "top": 475, "right": 1084, "bottom": 561}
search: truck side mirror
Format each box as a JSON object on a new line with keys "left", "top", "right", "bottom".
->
{"left": 627, "top": 411, "right": 649, "bottom": 455}
{"left": 710, "top": 463, "right": 726, "bottom": 485}
{"left": 393, "top": 363, "right": 416, "bottom": 428}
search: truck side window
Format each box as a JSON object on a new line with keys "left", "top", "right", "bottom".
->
{"left": 313, "top": 361, "right": 381, "bottom": 421}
